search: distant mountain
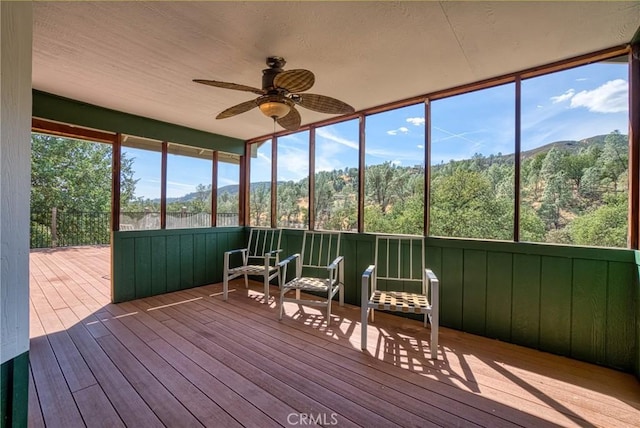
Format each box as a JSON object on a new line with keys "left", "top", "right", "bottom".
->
{"left": 521, "top": 134, "right": 608, "bottom": 159}
{"left": 162, "top": 182, "right": 270, "bottom": 203}
{"left": 162, "top": 134, "right": 618, "bottom": 201}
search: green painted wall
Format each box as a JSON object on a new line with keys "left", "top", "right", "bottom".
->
{"left": 635, "top": 251, "right": 640, "bottom": 379}
{"left": 0, "top": 351, "right": 29, "bottom": 428}
{"left": 32, "top": 90, "right": 244, "bottom": 154}
{"left": 111, "top": 227, "right": 245, "bottom": 303}
{"left": 112, "top": 227, "right": 638, "bottom": 373}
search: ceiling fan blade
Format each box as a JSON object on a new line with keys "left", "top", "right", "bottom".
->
{"left": 193, "top": 79, "right": 264, "bottom": 95}
{"left": 273, "top": 69, "right": 315, "bottom": 93}
{"left": 277, "top": 106, "right": 302, "bottom": 131}
{"left": 216, "top": 99, "right": 258, "bottom": 119}
{"left": 296, "top": 93, "right": 355, "bottom": 115}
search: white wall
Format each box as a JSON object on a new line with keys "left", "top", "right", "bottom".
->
{"left": 1, "top": 1, "right": 32, "bottom": 364}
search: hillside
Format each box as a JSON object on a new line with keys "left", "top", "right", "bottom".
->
{"left": 166, "top": 133, "right": 618, "bottom": 202}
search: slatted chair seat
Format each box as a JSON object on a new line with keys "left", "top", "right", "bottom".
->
{"left": 279, "top": 231, "right": 344, "bottom": 325}
{"left": 222, "top": 228, "right": 282, "bottom": 302}
{"left": 370, "top": 290, "right": 431, "bottom": 313}
{"left": 361, "top": 235, "right": 439, "bottom": 359}
{"left": 227, "top": 265, "right": 271, "bottom": 275}
{"left": 284, "top": 277, "right": 332, "bottom": 293}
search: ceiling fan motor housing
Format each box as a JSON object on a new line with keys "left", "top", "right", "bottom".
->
{"left": 262, "top": 56, "right": 286, "bottom": 92}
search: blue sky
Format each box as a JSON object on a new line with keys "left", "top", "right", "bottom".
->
{"left": 127, "top": 59, "right": 629, "bottom": 198}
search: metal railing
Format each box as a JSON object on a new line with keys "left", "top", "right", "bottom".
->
{"left": 31, "top": 208, "right": 240, "bottom": 248}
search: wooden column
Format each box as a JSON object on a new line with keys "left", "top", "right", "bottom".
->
{"left": 271, "top": 137, "right": 277, "bottom": 228}
{"left": 358, "top": 115, "right": 366, "bottom": 233}
{"left": 309, "top": 127, "right": 316, "bottom": 230}
{"left": 211, "top": 151, "right": 218, "bottom": 227}
{"left": 514, "top": 76, "right": 522, "bottom": 242}
{"left": 240, "top": 152, "right": 247, "bottom": 226}
{"left": 160, "top": 142, "right": 167, "bottom": 229}
{"left": 629, "top": 44, "right": 640, "bottom": 249}
{"left": 111, "top": 133, "right": 122, "bottom": 231}
{"left": 424, "top": 100, "right": 431, "bottom": 237}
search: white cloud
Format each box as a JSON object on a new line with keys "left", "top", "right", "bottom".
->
{"left": 387, "top": 126, "right": 409, "bottom": 136}
{"left": 391, "top": 160, "right": 402, "bottom": 166}
{"left": 569, "top": 79, "right": 628, "bottom": 113}
{"left": 417, "top": 144, "right": 424, "bottom": 149}
{"left": 316, "top": 127, "right": 358, "bottom": 150}
{"left": 576, "top": 78, "right": 588, "bottom": 82}
{"left": 406, "top": 117, "right": 425, "bottom": 126}
{"left": 550, "top": 89, "right": 575, "bottom": 104}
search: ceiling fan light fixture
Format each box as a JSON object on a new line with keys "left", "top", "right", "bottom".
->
{"left": 258, "top": 100, "right": 291, "bottom": 119}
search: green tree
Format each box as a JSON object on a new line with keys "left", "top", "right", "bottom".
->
{"left": 31, "top": 134, "right": 135, "bottom": 212}
{"left": 570, "top": 195, "right": 628, "bottom": 247}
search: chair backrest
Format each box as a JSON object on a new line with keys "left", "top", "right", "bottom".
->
{"left": 300, "top": 231, "right": 341, "bottom": 275}
{"left": 247, "top": 228, "right": 282, "bottom": 258}
{"left": 374, "top": 235, "right": 425, "bottom": 294}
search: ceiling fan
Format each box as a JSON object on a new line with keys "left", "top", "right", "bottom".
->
{"left": 194, "top": 56, "right": 355, "bottom": 131}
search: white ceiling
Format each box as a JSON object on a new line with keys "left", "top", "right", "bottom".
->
{"left": 32, "top": 1, "right": 640, "bottom": 142}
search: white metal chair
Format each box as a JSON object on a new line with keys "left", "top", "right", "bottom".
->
{"left": 222, "top": 228, "right": 282, "bottom": 302}
{"left": 361, "top": 235, "right": 439, "bottom": 359}
{"left": 278, "top": 231, "right": 344, "bottom": 325}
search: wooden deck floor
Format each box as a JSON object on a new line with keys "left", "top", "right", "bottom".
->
{"left": 28, "top": 246, "right": 640, "bottom": 427}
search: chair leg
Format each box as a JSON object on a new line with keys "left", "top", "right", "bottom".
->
{"left": 361, "top": 306, "right": 368, "bottom": 350}
{"left": 264, "top": 273, "right": 269, "bottom": 301}
{"left": 326, "top": 295, "right": 332, "bottom": 326}
{"left": 430, "top": 312, "right": 439, "bottom": 360}
{"left": 339, "top": 283, "right": 344, "bottom": 307}
{"left": 223, "top": 275, "right": 228, "bottom": 301}
{"left": 244, "top": 273, "right": 249, "bottom": 289}
{"left": 279, "top": 289, "right": 285, "bottom": 320}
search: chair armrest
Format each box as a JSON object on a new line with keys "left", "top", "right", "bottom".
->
{"left": 225, "top": 248, "right": 248, "bottom": 256}
{"left": 267, "top": 249, "right": 283, "bottom": 256}
{"left": 278, "top": 253, "right": 300, "bottom": 268}
{"left": 327, "top": 255, "right": 344, "bottom": 270}
{"left": 425, "top": 268, "right": 438, "bottom": 283}
{"left": 361, "top": 265, "right": 376, "bottom": 302}
{"left": 278, "top": 253, "right": 300, "bottom": 285}
{"left": 362, "top": 265, "right": 375, "bottom": 280}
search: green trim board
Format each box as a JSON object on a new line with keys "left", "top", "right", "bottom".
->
{"left": 0, "top": 351, "right": 29, "bottom": 428}
{"left": 32, "top": 90, "right": 244, "bottom": 154}
{"left": 636, "top": 251, "right": 640, "bottom": 379}
{"left": 111, "top": 227, "right": 245, "bottom": 302}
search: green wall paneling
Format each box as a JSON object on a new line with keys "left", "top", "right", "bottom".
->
{"left": 165, "top": 235, "right": 182, "bottom": 293}
{"left": 636, "top": 252, "right": 640, "bottom": 378}
{"left": 441, "top": 247, "right": 464, "bottom": 330}
{"left": 134, "top": 236, "right": 152, "bottom": 298}
{"left": 206, "top": 234, "right": 219, "bottom": 278}
{"left": 193, "top": 234, "right": 207, "bottom": 286}
{"left": 0, "top": 351, "right": 29, "bottom": 428}
{"left": 462, "top": 249, "right": 487, "bottom": 336}
{"left": 112, "top": 235, "right": 136, "bottom": 302}
{"left": 511, "top": 253, "right": 541, "bottom": 349}
{"left": 341, "top": 233, "right": 362, "bottom": 304}
{"left": 539, "top": 256, "right": 572, "bottom": 356}
{"left": 180, "top": 234, "right": 195, "bottom": 290}
{"left": 571, "top": 259, "right": 608, "bottom": 364}
{"left": 150, "top": 236, "right": 168, "bottom": 296}
{"left": 112, "top": 227, "right": 245, "bottom": 302}
{"left": 485, "top": 252, "right": 513, "bottom": 342}
{"left": 606, "top": 261, "right": 635, "bottom": 371}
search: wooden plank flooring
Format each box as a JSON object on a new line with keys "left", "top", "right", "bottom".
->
{"left": 28, "top": 246, "right": 640, "bottom": 427}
